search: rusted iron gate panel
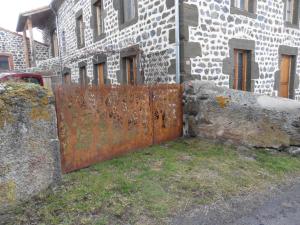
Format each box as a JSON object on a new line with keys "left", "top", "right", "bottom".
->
{"left": 55, "top": 84, "right": 182, "bottom": 173}
{"left": 151, "top": 85, "right": 183, "bottom": 144}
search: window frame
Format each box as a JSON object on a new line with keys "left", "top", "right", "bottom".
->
{"left": 91, "top": 0, "right": 106, "bottom": 42}
{"left": 0, "top": 53, "right": 14, "bottom": 71}
{"left": 122, "top": 56, "right": 137, "bottom": 85}
{"left": 76, "top": 10, "right": 85, "bottom": 49}
{"left": 230, "top": 0, "right": 257, "bottom": 19}
{"left": 233, "top": 49, "right": 252, "bottom": 92}
{"left": 113, "top": 0, "right": 139, "bottom": 30}
{"left": 63, "top": 67, "right": 72, "bottom": 85}
{"left": 119, "top": 45, "right": 143, "bottom": 85}
{"left": 284, "top": 0, "right": 300, "bottom": 28}
{"left": 222, "top": 39, "right": 259, "bottom": 92}
{"left": 79, "top": 61, "right": 88, "bottom": 86}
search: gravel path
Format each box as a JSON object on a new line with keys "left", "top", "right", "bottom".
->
{"left": 171, "top": 178, "right": 300, "bottom": 225}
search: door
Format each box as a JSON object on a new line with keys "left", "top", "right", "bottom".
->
{"left": 79, "top": 66, "right": 88, "bottom": 86}
{"left": 64, "top": 73, "right": 71, "bottom": 85}
{"left": 234, "top": 49, "right": 251, "bottom": 91}
{"left": 126, "top": 56, "right": 137, "bottom": 85}
{"left": 97, "top": 63, "right": 105, "bottom": 87}
{"left": 279, "top": 55, "right": 292, "bottom": 98}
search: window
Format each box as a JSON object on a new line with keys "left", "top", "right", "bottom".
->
{"left": 0, "top": 56, "right": 10, "bottom": 70}
{"left": 231, "top": 0, "right": 256, "bottom": 17}
{"left": 234, "top": 49, "right": 252, "bottom": 91}
{"left": 94, "top": 0, "right": 104, "bottom": 36}
{"left": 285, "top": 0, "right": 299, "bottom": 25}
{"left": 121, "top": 0, "right": 136, "bottom": 24}
{"left": 61, "top": 31, "right": 66, "bottom": 55}
{"left": 51, "top": 29, "right": 59, "bottom": 57}
{"left": 21, "top": 77, "right": 41, "bottom": 85}
{"left": 122, "top": 56, "right": 137, "bottom": 85}
{"left": 79, "top": 66, "right": 88, "bottom": 86}
{"left": 0, "top": 54, "right": 13, "bottom": 71}
{"left": 234, "top": 0, "right": 255, "bottom": 12}
{"left": 76, "top": 12, "right": 85, "bottom": 48}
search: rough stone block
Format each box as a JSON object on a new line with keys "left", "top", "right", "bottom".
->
{"left": 184, "top": 81, "right": 300, "bottom": 150}
{"left": 0, "top": 83, "right": 61, "bottom": 211}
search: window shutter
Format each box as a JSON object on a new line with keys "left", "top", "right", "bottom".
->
{"left": 246, "top": 51, "right": 252, "bottom": 92}
{"left": 293, "top": 0, "right": 299, "bottom": 25}
{"left": 248, "top": 0, "right": 255, "bottom": 13}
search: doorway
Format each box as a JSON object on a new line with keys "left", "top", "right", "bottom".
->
{"left": 279, "top": 55, "right": 294, "bottom": 98}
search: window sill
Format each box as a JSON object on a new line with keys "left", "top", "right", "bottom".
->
{"left": 284, "top": 21, "right": 299, "bottom": 29}
{"left": 94, "top": 33, "right": 106, "bottom": 43}
{"left": 230, "top": 7, "right": 257, "bottom": 19}
{"left": 77, "top": 44, "right": 85, "bottom": 49}
{"left": 119, "top": 17, "right": 138, "bottom": 30}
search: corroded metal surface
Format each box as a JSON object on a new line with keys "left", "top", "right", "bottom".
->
{"left": 55, "top": 84, "right": 182, "bottom": 173}
{"left": 151, "top": 85, "right": 183, "bottom": 144}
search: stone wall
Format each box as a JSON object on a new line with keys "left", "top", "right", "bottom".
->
{"left": 51, "top": 0, "right": 176, "bottom": 84}
{"left": 184, "top": 81, "right": 300, "bottom": 151}
{"left": 0, "top": 83, "right": 61, "bottom": 210}
{"left": 0, "top": 27, "right": 50, "bottom": 71}
{"left": 182, "top": 0, "right": 300, "bottom": 100}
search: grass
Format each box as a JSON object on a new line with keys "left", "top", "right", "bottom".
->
{"left": 4, "top": 139, "right": 300, "bottom": 225}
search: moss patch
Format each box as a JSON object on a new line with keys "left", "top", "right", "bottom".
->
{"left": 0, "top": 83, "right": 52, "bottom": 127}
{"left": 0, "top": 180, "right": 16, "bottom": 206}
{"left": 216, "top": 96, "right": 230, "bottom": 108}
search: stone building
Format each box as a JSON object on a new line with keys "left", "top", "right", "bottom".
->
{"left": 20, "top": 0, "right": 300, "bottom": 100}
{"left": 0, "top": 27, "right": 49, "bottom": 72}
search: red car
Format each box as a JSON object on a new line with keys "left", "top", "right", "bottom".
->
{"left": 0, "top": 72, "right": 44, "bottom": 86}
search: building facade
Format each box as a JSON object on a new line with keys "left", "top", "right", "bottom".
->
{"left": 0, "top": 27, "right": 49, "bottom": 72}
{"left": 46, "top": 0, "right": 177, "bottom": 86}
{"left": 181, "top": 0, "right": 300, "bottom": 100}
{"left": 27, "top": 0, "right": 300, "bottom": 100}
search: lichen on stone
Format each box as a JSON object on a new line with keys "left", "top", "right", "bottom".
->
{"left": 0, "top": 82, "right": 53, "bottom": 127}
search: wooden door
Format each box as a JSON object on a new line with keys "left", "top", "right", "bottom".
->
{"left": 97, "top": 63, "right": 105, "bottom": 87}
{"left": 126, "top": 56, "right": 137, "bottom": 85}
{"left": 234, "top": 49, "right": 248, "bottom": 91}
{"left": 279, "top": 55, "right": 292, "bottom": 98}
{"left": 64, "top": 74, "right": 71, "bottom": 85}
{"left": 80, "top": 66, "right": 87, "bottom": 86}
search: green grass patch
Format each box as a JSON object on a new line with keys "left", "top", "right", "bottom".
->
{"left": 5, "top": 139, "right": 300, "bottom": 225}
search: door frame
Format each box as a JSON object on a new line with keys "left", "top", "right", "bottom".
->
{"left": 93, "top": 54, "right": 108, "bottom": 86}
{"left": 275, "top": 45, "right": 298, "bottom": 99}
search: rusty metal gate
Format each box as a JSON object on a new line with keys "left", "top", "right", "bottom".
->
{"left": 55, "top": 84, "right": 183, "bottom": 173}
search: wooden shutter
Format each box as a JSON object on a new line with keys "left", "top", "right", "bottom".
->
{"left": 64, "top": 74, "right": 71, "bottom": 84}
{"left": 97, "top": 63, "right": 105, "bottom": 87}
{"left": 248, "top": 0, "right": 255, "bottom": 13}
{"left": 234, "top": 49, "right": 251, "bottom": 91}
{"left": 246, "top": 51, "right": 252, "bottom": 91}
{"left": 293, "top": 0, "right": 299, "bottom": 25}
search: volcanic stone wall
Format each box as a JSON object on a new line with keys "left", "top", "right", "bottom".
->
{"left": 54, "top": 0, "right": 176, "bottom": 84}
{"left": 0, "top": 27, "right": 50, "bottom": 71}
{"left": 182, "top": 0, "right": 300, "bottom": 99}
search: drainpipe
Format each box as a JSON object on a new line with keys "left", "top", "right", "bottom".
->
{"left": 175, "top": 0, "right": 181, "bottom": 84}
{"left": 50, "top": 3, "right": 64, "bottom": 82}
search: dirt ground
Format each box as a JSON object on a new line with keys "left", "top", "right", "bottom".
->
{"left": 171, "top": 177, "right": 300, "bottom": 225}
